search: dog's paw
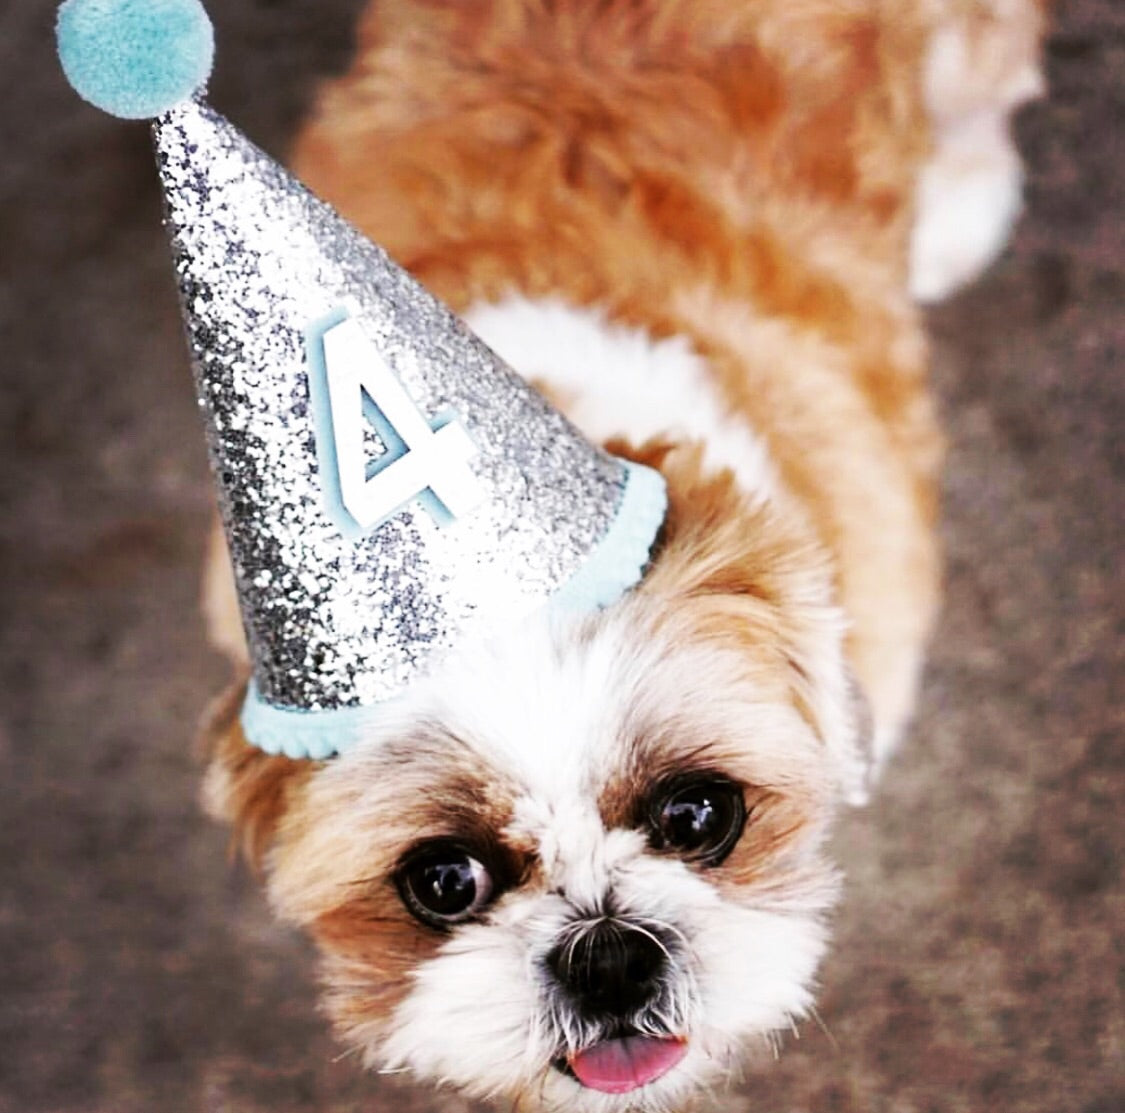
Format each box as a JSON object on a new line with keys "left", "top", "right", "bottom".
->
{"left": 909, "top": 13, "right": 1045, "bottom": 303}
{"left": 909, "top": 112, "right": 1025, "bottom": 303}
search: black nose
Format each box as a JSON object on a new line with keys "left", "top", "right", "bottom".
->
{"left": 547, "top": 921, "right": 667, "bottom": 1018}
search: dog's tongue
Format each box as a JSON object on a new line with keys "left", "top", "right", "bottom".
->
{"left": 568, "top": 1035, "right": 687, "bottom": 1094}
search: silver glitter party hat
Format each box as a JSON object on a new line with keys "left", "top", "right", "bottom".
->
{"left": 153, "top": 99, "right": 667, "bottom": 758}
{"left": 54, "top": 0, "right": 665, "bottom": 758}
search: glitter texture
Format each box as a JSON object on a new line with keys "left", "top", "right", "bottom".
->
{"left": 154, "top": 99, "right": 657, "bottom": 715}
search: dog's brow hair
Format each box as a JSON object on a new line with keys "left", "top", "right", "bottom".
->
{"left": 600, "top": 730, "right": 749, "bottom": 831}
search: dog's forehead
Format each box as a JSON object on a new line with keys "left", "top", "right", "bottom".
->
{"left": 411, "top": 604, "right": 797, "bottom": 832}
{"left": 429, "top": 607, "right": 653, "bottom": 794}
{"left": 301, "top": 600, "right": 824, "bottom": 916}
{"left": 319, "top": 599, "right": 816, "bottom": 869}
{"left": 410, "top": 608, "right": 666, "bottom": 896}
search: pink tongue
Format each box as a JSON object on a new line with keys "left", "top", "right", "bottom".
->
{"left": 568, "top": 1035, "right": 687, "bottom": 1094}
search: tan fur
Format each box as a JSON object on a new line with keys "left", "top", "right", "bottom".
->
{"left": 300, "top": 741, "right": 526, "bottom": 1037}
{"left": 200, "top": 676, "right": 314, "bottom": 870}
{"left": 200, "top": 0, "right": 1046, "bottom": 1095}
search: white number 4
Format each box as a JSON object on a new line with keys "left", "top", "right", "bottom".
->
{"left": 316, "top": 314, "right": 485, "bottom": 532}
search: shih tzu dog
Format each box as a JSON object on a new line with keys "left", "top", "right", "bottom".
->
{"left": 198, "top": 0, "right": 1046, "bottom": 1107}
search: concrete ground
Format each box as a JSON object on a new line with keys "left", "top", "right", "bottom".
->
{"left": 1, "top": 1, "right": 1121, "bottom": 1111}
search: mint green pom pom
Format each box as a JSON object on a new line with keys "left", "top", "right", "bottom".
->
{"left": 57, "top": 0, "right": 214, "bottom": 119}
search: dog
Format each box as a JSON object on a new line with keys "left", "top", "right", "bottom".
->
{"left": 200, "top": 0, "right": 1045, "bottom": 1107}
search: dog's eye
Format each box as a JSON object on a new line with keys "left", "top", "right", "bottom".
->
{"left": 396, "top": 843, "right": 494, "bottom": 928}
{"left": 649, "top": 777, "right": 746, "bottom": 866}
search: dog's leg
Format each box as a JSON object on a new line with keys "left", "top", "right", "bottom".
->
{"left": 909, "top": 0, "right": 1047, "bottom": 302}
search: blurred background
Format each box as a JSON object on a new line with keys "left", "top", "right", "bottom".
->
{"left": 1, "top": 1, "right": 1121, "bottom": 1111}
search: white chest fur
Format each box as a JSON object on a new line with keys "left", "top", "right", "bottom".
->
{"left": 464, "top": 297, "right": 778, "bottom": 504}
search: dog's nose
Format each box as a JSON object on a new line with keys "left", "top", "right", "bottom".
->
{"left": 547, "top": 921, "right": 667, "bottom": 1018}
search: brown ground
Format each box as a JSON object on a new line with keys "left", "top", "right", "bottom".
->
{"left": 1, "top": 1, "right": 1121, "bottom": 1111}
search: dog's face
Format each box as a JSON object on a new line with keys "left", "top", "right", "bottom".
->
{"left": 205, "top": 447, "right": 870, "bottom": 1110}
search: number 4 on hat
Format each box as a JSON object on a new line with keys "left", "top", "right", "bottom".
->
{"left": 308, "top": 311, "right": 486, "bottom": 535}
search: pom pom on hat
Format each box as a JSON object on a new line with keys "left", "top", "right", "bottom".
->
{"left": 57, "top": 0, "right": 214, "bottom": 119}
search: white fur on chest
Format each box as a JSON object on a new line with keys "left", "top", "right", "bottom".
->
{"left": 465, "top": 296, "right": 778, "bottom": 503}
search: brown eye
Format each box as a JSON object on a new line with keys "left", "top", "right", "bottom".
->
{"left": 396, "top": 842, "right": 494, "bottom": 929}
{"left": 649, "top": 777, "right": 746, "bottom": 866}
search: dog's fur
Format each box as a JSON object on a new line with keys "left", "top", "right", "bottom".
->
{"left": 201, "top": 1, "right": 1045, "bottom": 1108}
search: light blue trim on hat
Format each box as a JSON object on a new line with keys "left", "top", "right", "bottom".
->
{"left": 240, "top": 681, "right": 400, "bottom": 761}
{"left": 238, "top": 459, "right": 668, "bottom": 759}
{"left": 549, "top": 460, "right": 667, "bottom": 614}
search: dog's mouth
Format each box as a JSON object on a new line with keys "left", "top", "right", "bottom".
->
{"left": 556, "top": 1033, "right": 688, "bottom": 1094}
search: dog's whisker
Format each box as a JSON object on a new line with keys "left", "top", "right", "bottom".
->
{"left": 618, "top": 917, "right": 673, "bottom": 963}
{"left": 633, "top": 914, "right": 690, "bottom": 949}
{"left": 808, "top": 1003, "right": 840, "bottom": 1053}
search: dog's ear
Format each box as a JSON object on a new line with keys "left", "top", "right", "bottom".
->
{"left": 707, "top": 543, "right": 875, "bottom": 806}
{"left": 200, "top": 677, "right": 315, "bottom": 870}
{"left": 779, "top": 609, "right": 875, "bottom": 807}
{"left": 616, "top": 437, "right": 874, "bottom": 805}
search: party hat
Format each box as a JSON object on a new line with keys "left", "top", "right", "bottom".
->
{"left": 57, "top": 0, "right": 667, "bottom": 758}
